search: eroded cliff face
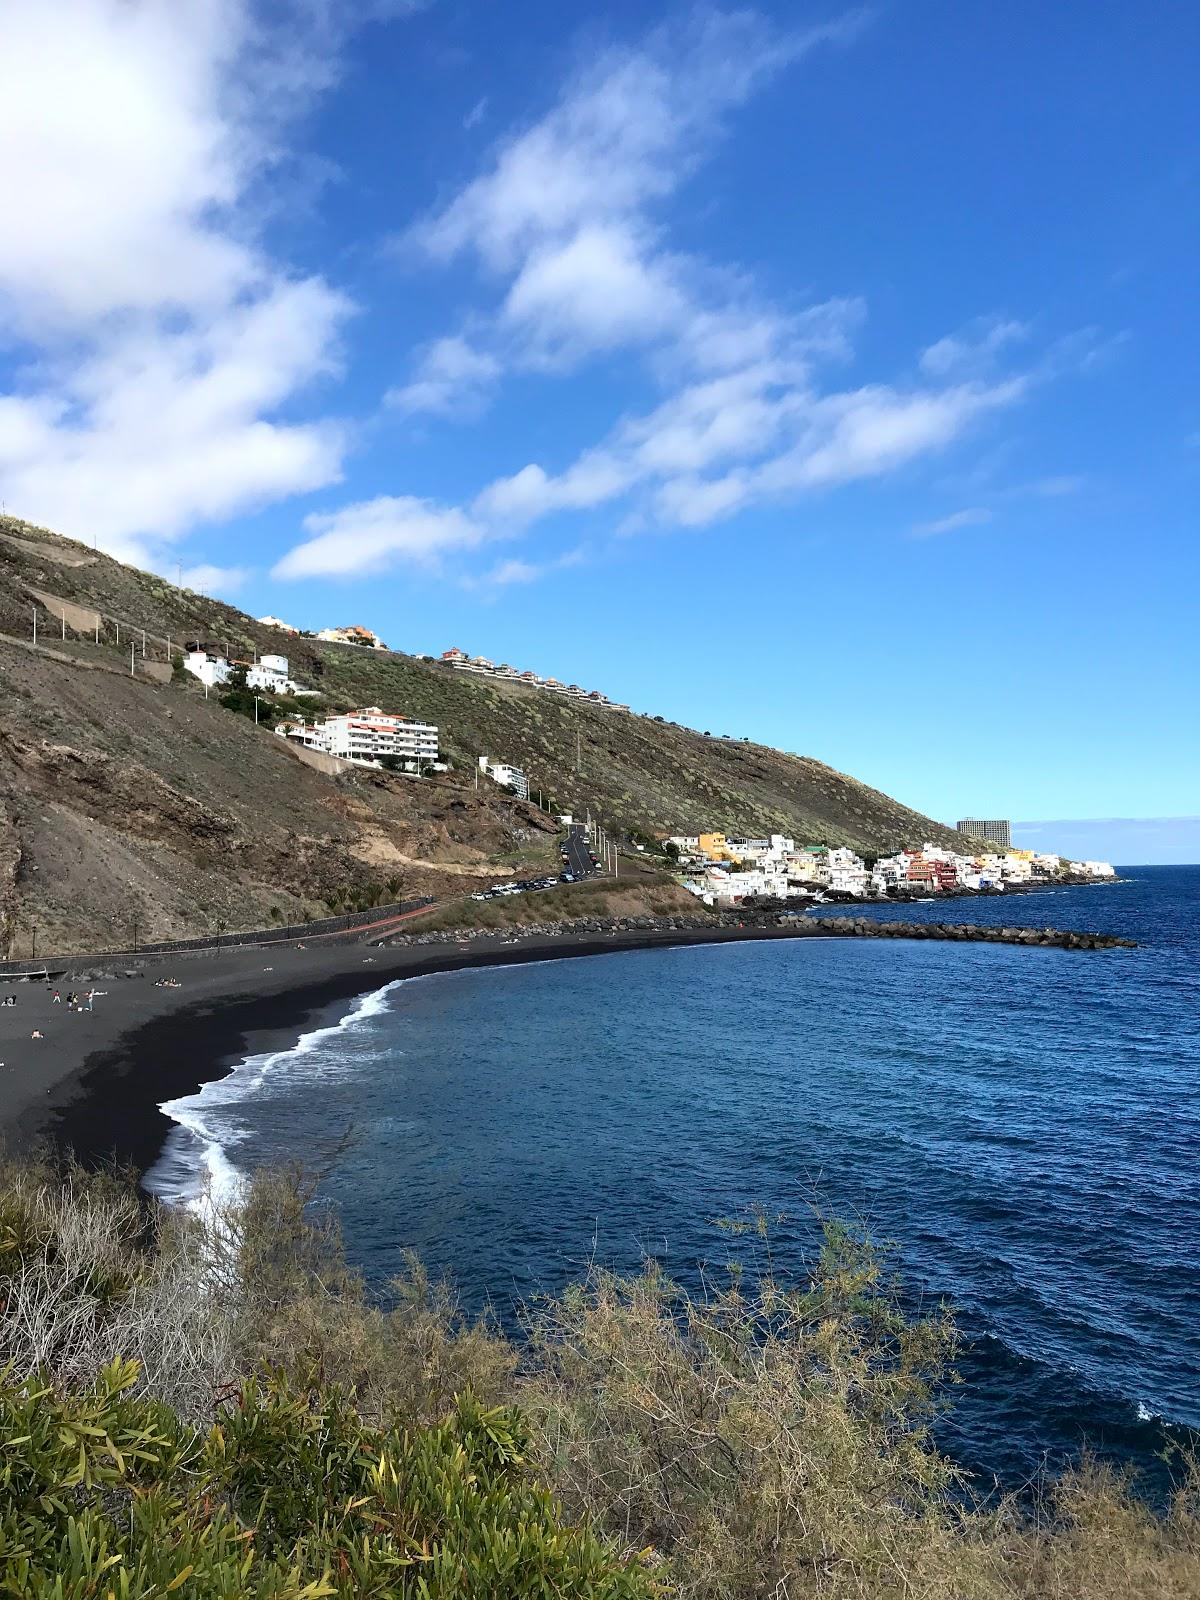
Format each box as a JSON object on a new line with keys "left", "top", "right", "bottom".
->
{"left": 0, "top": 642, "right": 558, "bottom": 957}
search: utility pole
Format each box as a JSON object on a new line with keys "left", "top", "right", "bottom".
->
{"left": 576, "top": 729, "right": 581, "bottom": 775}
{"left": 115, "top": 620, "right": 119, "bottom": 646}
{"left": 254, "top": 696, "right": 262, "bottom": 725}
{"left": 94, "top": 618, "right": 99, "bottom": 644}
{"left": 31, "top": 606, "right": 37, "bottom": 644}
{"left": 130, "top": 641, "right": 135, "bottom": 677}
{"left": 141, "top": 629, "right": 146, "bottom": 658}
{"left": 61, "top": 614, "right": 65, "bottom": 641}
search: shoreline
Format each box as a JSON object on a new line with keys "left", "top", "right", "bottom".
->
{"left": 1, "top": 924, "right": 803, "bottom": 1176}
{"left": 0, "top": 912, "right": 1133, "bottom": 1182}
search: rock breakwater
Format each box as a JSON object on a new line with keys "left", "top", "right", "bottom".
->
{"left": 383, "top": 913, "right": 1134, "bottom": 952}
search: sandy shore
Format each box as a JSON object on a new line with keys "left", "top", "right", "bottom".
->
{"left": 0, "top": 924, "right": 803, "bottom": 1176}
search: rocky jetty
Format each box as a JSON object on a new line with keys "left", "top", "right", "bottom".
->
{"left": 383, "top": 913, "right": 1134, "bottom": 952}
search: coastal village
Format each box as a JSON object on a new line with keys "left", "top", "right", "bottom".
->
{"left": 665, "top": 830, "right": 1115, "bottom": 907}
{"left": 176, "top": 632, "right": 1115, "bottom": 908}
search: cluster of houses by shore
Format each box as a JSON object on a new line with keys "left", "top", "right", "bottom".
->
{"left": 431, "top": 647, "right": 631, "bottom": 712}
{"left": 667, "top": 833, "right": 1115, "bottom": 906}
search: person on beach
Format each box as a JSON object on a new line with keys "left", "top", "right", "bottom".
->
{"left": 52, "top": 989, "right": 61, "bottom": 1004}
{"left": 31, "top": 1029, "right": 43, "bottom": 1040}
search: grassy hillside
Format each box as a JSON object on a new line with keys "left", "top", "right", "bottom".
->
{"left": 2, "top": 513, "right": 969, "bottom": 953}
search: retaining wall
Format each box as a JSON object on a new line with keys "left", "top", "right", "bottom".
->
{"left": 0, "top": 897, "right": 436, "bottom": 975}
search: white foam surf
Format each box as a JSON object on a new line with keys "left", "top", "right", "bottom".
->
{"left": 145, "top": 980, "right": 402, "bottom": 1211}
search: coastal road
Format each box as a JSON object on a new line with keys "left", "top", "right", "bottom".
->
{"left": 563, "top": 823, "right": 599, "bottom": 880}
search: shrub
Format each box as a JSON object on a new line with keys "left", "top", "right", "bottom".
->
{"left": 0, "top": 1361, "right": 648, "bottom": 1598}
{"left": 3, "top": 1159, "right": 1199, "bottom": 1598}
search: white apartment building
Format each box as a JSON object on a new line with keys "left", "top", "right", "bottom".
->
{"left": 478, "top": 755, "right": 530, "bottom": 800}
{"left": 825, "top": 846, "right": 869, "bottom": 896}
{"left": 283, "top": 707, "right": 438, "bottom": 768}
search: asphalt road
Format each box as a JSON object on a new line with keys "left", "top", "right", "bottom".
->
{"left": 562, "top": 823, "right": 599, "bottom": 879}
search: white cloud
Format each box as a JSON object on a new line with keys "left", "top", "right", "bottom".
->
{"left": 473, "top": 373, "right": 1026, "bottom": 535}
{"left": 386, "top": 335, "right": 500, "bottom": 417}
{"left": 912, "top": 506, "right": 993, "bottom": 537}
{"left": 468, "top": 544, "right": 590, "bottom": 590}
{"left": 484, "top": 558, "right": 542, "bottom": 586}
{"left": 402, "top": 10, "right": 865, "bottom": 385}
{"left": 274, "top": 495, "right": 485, "bottom": 577}
{"left": 179, "top": 563, "right": 251, "bottom": 594}
{"left": 0, "top": 0, "right": 393, "bottom": 561}
{"left": 270, "top": 8, "right": 1058, "bottom": 579}
{"left": 919, "top": 318, "right": 1030, "bottom": 377}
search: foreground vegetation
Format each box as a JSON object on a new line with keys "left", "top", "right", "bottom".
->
{"left": 1, "top": 1156, "right": 1196, "bottom": 1597}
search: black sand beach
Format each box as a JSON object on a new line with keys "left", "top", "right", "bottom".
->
{"left": 0, "top": 925, "right": 800, "bottom": 1175}
{"left": 0, "top": 913, "right": 1133, "bottom": 1180}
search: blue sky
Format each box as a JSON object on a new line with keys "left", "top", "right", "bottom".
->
{"left": 2, "top": 2, "right": 1197, "bottom": 855}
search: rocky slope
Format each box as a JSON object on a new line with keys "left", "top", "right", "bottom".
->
{"left": 2, "top": 514, "right": 968, "bottom": 955}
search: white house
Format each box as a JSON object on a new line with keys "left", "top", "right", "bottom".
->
{"left": 478, "top": 755, "right": 530, "bottom": 800}
{"left": 184, "top": 650, "right": 315, "bottom": 696}
{"left": 245, "top": 654, "right": 292, "bottom": 693}
{"left": 182, "top": 650, "right": 231, "bottom": 689}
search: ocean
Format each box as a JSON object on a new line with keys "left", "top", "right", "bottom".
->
{"left": 146, "top": 865, "right": 1200, "bottom": 1491}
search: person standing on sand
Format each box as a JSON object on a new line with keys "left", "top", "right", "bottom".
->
{"left": 52, "top": 989, "right": 61, "bottom": 1004}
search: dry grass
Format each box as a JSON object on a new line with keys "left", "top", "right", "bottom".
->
{"left": 1, "top": 1155, "right": 1197, "bottom": 1598}
{"left": 408, "top": 873, "right": 700, "bottom": 935}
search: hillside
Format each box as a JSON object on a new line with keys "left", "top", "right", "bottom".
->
{"left": 1, "top": 514, "right": 969, "bottom": 955}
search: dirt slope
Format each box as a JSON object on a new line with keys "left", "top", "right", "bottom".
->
{"left": 2, "top": 514, "right": 966, "bottom": 954}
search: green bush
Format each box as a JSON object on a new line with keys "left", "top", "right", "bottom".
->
{"left": 0, "top": 1362, "right": 649, "bottom": 1598}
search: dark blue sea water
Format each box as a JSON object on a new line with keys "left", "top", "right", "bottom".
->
{"left": 148, "top": 867, "right": 1200, "bottom": 1491}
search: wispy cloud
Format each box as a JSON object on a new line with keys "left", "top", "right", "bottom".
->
{"left": 274, "top": 494, "right": 485, "bottom": 577}
{"left": 1017, "top": 474, "right": 1085, "bottom": 497}
{"left": 919, "top": 317, "right": 1029, "bottom": 378}
{"left": 395, "top": 9, "right": 867, "bottom": 393}
{"left": 386, "top": 335, "right": 500, "bottom": 418}
{"left": 912, "top": 506, "right": 993, "bottom": 537}
{"left": 178, "top": 562, "right": 250, "bottom": 595}
{"left": 274, "top": 6, "right": 1086, "bottom": 581}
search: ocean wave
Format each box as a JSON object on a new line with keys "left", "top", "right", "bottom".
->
{"left": 144, "top": 980, "right": 402, "bottom": 1210}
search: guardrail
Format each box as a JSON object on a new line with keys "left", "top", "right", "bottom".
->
{"left": 0, "top": 897, "right": 436, "bottom": 976}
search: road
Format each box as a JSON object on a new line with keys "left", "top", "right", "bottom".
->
{"left": 562, "top": 822, "right": 599, "bottom": 880}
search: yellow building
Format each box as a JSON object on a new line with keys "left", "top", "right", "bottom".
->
{"left": 697, "top": 832, "right": 729, "bottom": 860}
{"left": 1008, "top": 848, "right": 1036, "bottom": 861}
